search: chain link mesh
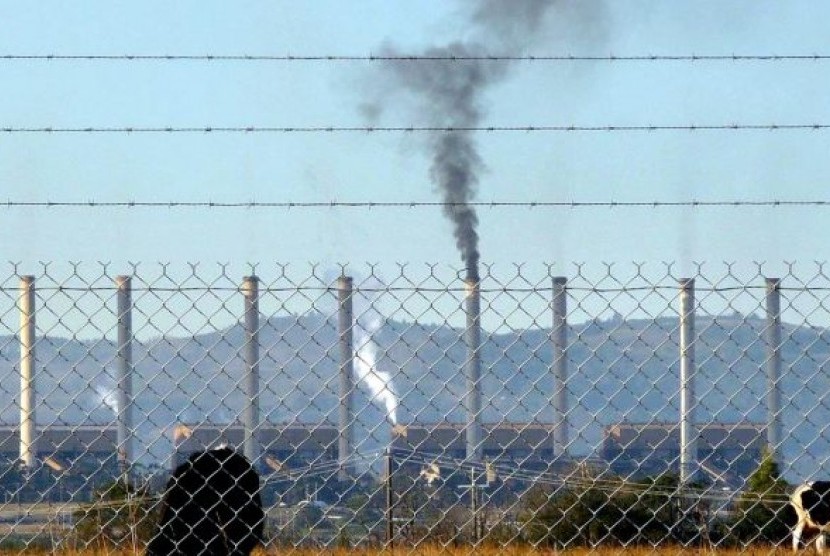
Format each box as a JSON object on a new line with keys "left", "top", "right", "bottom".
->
{"left": 0, "top": 261, "right": 827, "bottom": 552}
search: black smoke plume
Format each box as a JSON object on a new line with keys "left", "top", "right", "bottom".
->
{"left": 366, "top": 1, "right": 601, "bottom": 278}
{"left": 383, "top": 40, "right": 510, "bottom": 279}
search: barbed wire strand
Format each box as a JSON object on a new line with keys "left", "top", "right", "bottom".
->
{"left": 1, "top": 200, "right": 828, "bottom": 209}
{"left": 2, "top": 53, "right": 830, "bottom": 62}
{"left": 1, "top": 124, "right": 828, "bottom": 133}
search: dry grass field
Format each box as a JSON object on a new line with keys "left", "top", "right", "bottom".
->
{"left": 0, "top": 547, "right": 799, "bottom": 556}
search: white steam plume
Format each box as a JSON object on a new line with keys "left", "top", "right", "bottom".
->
{"left": 94, "top": 384, "right": 119, "bottom": 415}
{"left": 354, "top": 317, "right": 398, "bottom": 425}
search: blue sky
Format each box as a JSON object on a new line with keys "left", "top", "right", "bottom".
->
{"left": 1, "top": 1, "right": 829, "bottom": 271}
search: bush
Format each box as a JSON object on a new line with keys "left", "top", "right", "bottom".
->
{"left": 71, "top": 480, "right": 158, "bottom": 551}
{"left": 728, "top": 450, "right": 792, "bottom": 547}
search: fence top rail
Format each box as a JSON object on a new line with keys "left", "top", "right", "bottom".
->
{"left": 0, "top": 284, "right": 823, "bottom": 293}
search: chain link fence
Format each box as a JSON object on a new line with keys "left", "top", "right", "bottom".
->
{"left": 0, "top": 261, "right": 827, "bottom": 552}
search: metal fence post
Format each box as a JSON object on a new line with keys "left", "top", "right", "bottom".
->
{"left": 337, "top": 276, "right": 354, "bottom": 480}
{"left": 242, "top": 276, "right": 260, "bottom": 466}
{"left": 19, "top": 276, "right": 36, "bottom": 470}
{"left": 115, "top": 275, "right": 133, "bottom": 479}
{"left": 552, "top": 276, "right": 568, "bottom": 458}
{"left": 679, "top": 278, "right": 697, "bottom": 485}
{"left": 765, "top": 277, "right": 782, "bottom": 462}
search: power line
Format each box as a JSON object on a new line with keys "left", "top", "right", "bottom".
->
{"left": 2, "top": 200, "right": 828, "bottom": 209}
{"left": 1, "top": 124, "right": 828, "bottom": 133}
{"left": 2, "top": 53, "right": 830, "bottom": 62}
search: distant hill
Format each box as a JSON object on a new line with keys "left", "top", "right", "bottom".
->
{"left": 0, "top": 312, "right": 827, "bottom": 480}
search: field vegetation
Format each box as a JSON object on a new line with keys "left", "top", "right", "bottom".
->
{"left": 0, "top": 546, "right": 801, "bottom": 555}
{"left": 0, "top": 453, "right": 801, "bottom": 555}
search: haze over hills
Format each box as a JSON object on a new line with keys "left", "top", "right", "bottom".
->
{"left": 0, "top": 312, "right": 828, "bottom": 480}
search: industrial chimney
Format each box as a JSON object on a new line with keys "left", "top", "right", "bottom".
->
{"left": 19, "top": 276, "right": 37, "bottom": 469}
{"left": 464, "top": 268, "right": 482, "bottom": 462}
{"left": 337, "top": 276, "right": 354, "bottom": 480}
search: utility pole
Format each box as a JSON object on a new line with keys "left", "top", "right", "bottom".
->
{"left": 385, "top": 448, "right": 394, "bottom": 548}
{"left": 458, "top": 465, "right": 488, "bottom": 544}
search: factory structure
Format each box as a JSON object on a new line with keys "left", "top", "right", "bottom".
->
{"left": 2, "top": 274, "right": 787, "bottom": 497}
{"left": 0, "top": 419, "right": 765, "bottom": 491}
{"left": 602, "top": 422, "right": 767, "bottom": 488}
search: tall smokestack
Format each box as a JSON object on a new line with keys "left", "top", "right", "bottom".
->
{"left": 765, "top": 277, "right": 782, "bottom": 463}
{"left": 364, "top": 0, "right": 607, "bottom": 460}
{"left": 241, "top": 276, "right": 260, "bottom": 467}
{"left": 337, "top": 276, "right": 354, "bottom": 480}
{"left": 115, "top": 275, "right": 133, "bottom": 478}
{"left": 464, "top": 270, "right": 482, "bottom": 462}
{"left": 19, "top": 276, "right": 36, "bottom": 469}
{"left": 551, "top": 276, "right": 568, "bottom": 457}
{"left": 679, "top": 278, "right": 697, "bottom": 485}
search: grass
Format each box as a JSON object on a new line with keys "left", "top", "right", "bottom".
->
{"left": 0, "top": 546, "right": 800, "bottom": 556}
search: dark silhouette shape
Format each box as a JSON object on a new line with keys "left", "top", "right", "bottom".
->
{"left": 147, "top": 447, "right": 264, "bottom": 556}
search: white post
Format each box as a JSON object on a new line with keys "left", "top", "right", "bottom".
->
{"left": 765, "top": 277, "right": 782, "bottom": 462}
{"left": 116, "top": 276, "right": 133, "bottom": 478}
{"left": 552, "top": 276, "right": 568, "bottom": 458}
{"left": 242, "top": 276, "right": 260, "bottom": 466}
{"left": 19, "top": 276, "right": 37, "bottom": 469}
{"left": 679, "top": 278, "right": 697, "bottom": 485}
{"left": 464, "top": 277, "right": 482, "bottom": 462}
{"left": 337, "top": 276, "right": 354, "bottom": 480}
{"left": 550, "top": 276, "right": 568, "bottom": 458}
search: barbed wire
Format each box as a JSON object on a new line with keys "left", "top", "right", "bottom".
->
{"left": 1, "top": 124, "right": 828, "bottom": 133}
{"left": 1, "top": 53, "right": 829, "bottom": 62}
{"left": 1, "top": 200, "right": 828, "bottom": 209}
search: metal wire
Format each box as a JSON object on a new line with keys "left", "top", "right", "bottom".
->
{"left": 2, "top": 53, "right": 829, "bottom": 62}
{"left": 0, "top": 261, "right": 822, "bottom": 553}
{"left": 2, "top": 199, "right": 829, "bottom": 209}
{"left": 1, "top": 123, "right": 828, "bottom": 133}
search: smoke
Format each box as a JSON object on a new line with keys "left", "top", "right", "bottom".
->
{"left": 354, "top": 317, "right": 398, "bottom": 425}
{"left": 94, "top": 384, "right": 119, "bottom": 415}
{"left": 376, "top": 41, "right": 506, "bottom": 279}
{"left": 366, "top": 1, "right": 594, "bottom": 277}
{"left": 471, "top": 0, "right": 557, "bottom": 47}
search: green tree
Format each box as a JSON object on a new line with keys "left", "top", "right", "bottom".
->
{"left": 730, "top": 449, "right": 791, "bottom": 546}
{"left": 517, "top": 473, "right": 710, "bottom": 548}
{"left": 519, "top": 481, "right": 663, "bottom": 547}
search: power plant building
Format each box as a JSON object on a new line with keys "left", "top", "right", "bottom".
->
{"left": 172, "top": 423, "right": 338, "bottom": 471}
{"left": 391, "top": 423, "right": 557, "bottom": 464}
{"left": 0, "top": 425, "right": 118, "bottom": 467}
{"left": 602, "top": 421, "right": 766, "bottom": 485}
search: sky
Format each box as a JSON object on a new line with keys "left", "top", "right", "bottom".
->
{"left": 1, "top": 1, "right": 830, "bottom": 275}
